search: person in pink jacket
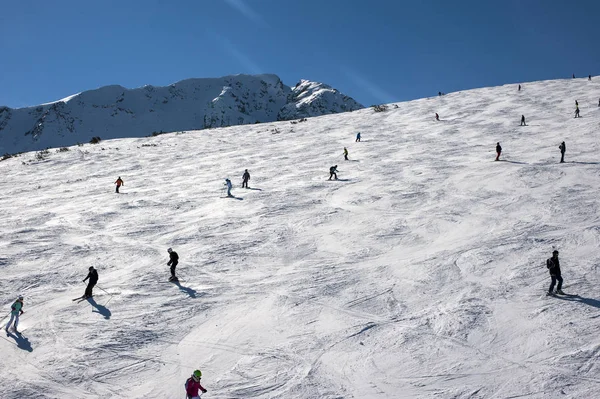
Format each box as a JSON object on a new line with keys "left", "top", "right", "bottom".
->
{"left": 185, "top": 370, "right": 207, "bottom": 399}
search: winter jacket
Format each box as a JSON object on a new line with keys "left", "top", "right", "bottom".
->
{"left": 242, "top": 172, "right": 250, "bottom": 181}
{"left": 115, "top": 178, "right": 124, "bottom": 187}
{"left": 496, "top": 144, "right": 502, "bottom": 153}
{"left": 330, "top": 166, "right": 337, "bottom": 174}
{"left": 84, "top": 269, "right": 99, "bottom": 285}
{"left": 185, "top": 378, "right": 207, "bottom": 397}
{"left": 225, "top": 180, "right": 232, "bottom": 190}
{"left": 168, "top": 251, "right": 179, "bottom": 266}
{"left": 547, "top": 257, "right": 561, "bottom": 277}
{"left": 559, "top": 143, "right": 566, "bottom": 154}
{"left": 10, "top": 300, "right": 23, "bottom": 316}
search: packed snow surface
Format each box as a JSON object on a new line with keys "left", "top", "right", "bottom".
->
{"left": 1, "top": 77, "right": 600, "bottom": 398}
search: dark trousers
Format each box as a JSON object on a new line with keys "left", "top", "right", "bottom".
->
{"left": 329, "top": 173, "right": 337, "bottom": 180}
{"left": 116, "top": 185, "right": 120, "bottom": 193}
{"left": 242, "top": 179, "right": 249, "bottom": 188}
{"left": 520, "top": 121, "right": 526, "bottom": 126}
{"left": 549, "top": 275, "right": 563, "bottom": 293}
{"left": 170, "top": 261, "right": 178, "bottom": 278}
{"left": 560, "top": 152, "right": 565, "bottom": 163}
{"left": 85, "top": 282, "right": 96, "bottom": 297}
{"left": 344, "top": 154, "right": 348, "bottom": 160}
{"left": 495, "top": 152, "right": 501, "bottom": 161}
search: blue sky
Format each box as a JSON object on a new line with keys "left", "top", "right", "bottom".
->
{"left": 1, "top": 0, "right": 599, "bottom": 108}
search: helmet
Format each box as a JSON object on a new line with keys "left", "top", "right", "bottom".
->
{"left": 167, "top": 248, "right": 172, "bottom": 253}
{"left": 553, "top": 250, "right": 559, "bottom": 255}
{"left": 192, "top": 370, "right": 202, "bottom": 380}
{"left": 18, "top": 295, "right": 23, "bottom": 300}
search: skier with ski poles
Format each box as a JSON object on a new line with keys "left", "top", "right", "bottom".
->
{"left": 83, "top": 266, "right": 99, "bottom": 298}
{"left": 343, "top": 147, "right": 349, "bottom": 161}
{"left": 5, "top": 295, "right": 24, "bottom": 334}
{"left": 185, "top": 370, "right": 207, "bottom": 399}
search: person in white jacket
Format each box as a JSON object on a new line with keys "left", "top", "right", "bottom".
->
{"left": 224, "top": 178, "right": 233, "bottom": 197}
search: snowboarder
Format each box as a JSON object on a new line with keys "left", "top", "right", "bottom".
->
{"left": 83, "top": 266, "right": 98, "bottom": 298}
{"left": 435, "top": 113, "right": 439, "bottom": 121}
{"left": 5, "top": 295, "right": 24, "bottom": 334}
{"left": 520, "top": 115, "right": 526, "bottom": 126}
{"left": 495, "top": 142, "right": 502, "bottom": 161}
{"left": 355, "top": 132, "right": 361, "bottom": 142}
{"left": 547, "top": 250, "right": 564, "bottom": 295}
{"left": 167, "top": 248, "right": 179, "bottom": 281}
{"left": 559, "top": 141, "right": 566, "bottom": 163}
{"left": 114, "top": 177, "right": 124, "bottom": 193}
{"left": 343, "top": 147, "right": 349, "bottom": 161}
{"left": 575, "top": 105, "right": 580, "bottom": 118}
{"left": 242, "top": 169, "right": 250, "bottom": 188}
{"left": 518, "top": 84, "right": 521, "bottom": 91}
{"left": 328, "top": 165, "right": 338, "bottom": 180}
{"left": 185, "top": 370, "right": 207, "bottom": 399}
{"left": 224, "top": 178, "right": 232, "bottom": 197}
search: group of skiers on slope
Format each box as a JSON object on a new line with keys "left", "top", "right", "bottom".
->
{"left": 572, "top": 74, "right": 592, "bottom": 80}
{"left": 495, "top": 141, "right": 566, "bottom": 163}
{"left": 223, "top": 169, "right": 251, "bottom": 198}
{"left": 327, "top": 132, "right": 362, "bottom": 180}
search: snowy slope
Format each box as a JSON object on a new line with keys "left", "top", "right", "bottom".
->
{"left": 0, "top": 74, "right": 363, "bottom": 155}
{"left": 1, "top": 76, "right": 600, "bottom": 399}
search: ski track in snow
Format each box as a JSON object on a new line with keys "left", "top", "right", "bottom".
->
{"left": 1, "top": 77, "right": 600, "bottom": 398}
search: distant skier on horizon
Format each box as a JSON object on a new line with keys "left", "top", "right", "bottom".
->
{"left": 572, "top": 73, "right": 575, "bottom": 79}
{"left": 83, "top": 266, "right": 98, "bottom": 298}
{"left": 520, "top": 115, "right": 526, "bottom": 126}
{"left": 329, "top": 165, "right": 338, "bottom": 180}
{"left": 343, "top": 147, "right": 349, "bottom": 161}
{"left": 547, "top": 249, "right": 564, "bottom": 295}
{"left": 242, "top": 169, "right": 250, "bottom": 188}
{"left": 167, "top": 248, "right": 179, "bottom": 282}
{"left": 495, "top": 142, "right": 502, "bottom": 161}
{"left": 356, "top": 132, "right": 361, "bottom": 142}
{"left": 224, "top": 178, "right": 233, "bottom": 197}
{"left": 115, "top": 177, "right": 124, "bottom": 193}
{"left": 589, "top": 75, "right": 592, "bottom": 81}
{"left": 559, "top": 141, "right": 566, "bottom": 163}
{"left": 5, "top": 295, "right": 24, "bottom": 334}
{"left": 518, "top": 84, "right": 521, "bottom": 91}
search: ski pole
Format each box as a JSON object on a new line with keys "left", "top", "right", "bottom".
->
{"left": 95, "top": 285, "right": 111, "bottom": 295}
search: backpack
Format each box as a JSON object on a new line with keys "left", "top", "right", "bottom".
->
{"left": 184, "top": 377, "right": 192, "bottom": 394}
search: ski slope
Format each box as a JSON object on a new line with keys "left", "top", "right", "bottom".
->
{"left": 1, "top": 77, "right": 600, "bottom": 398}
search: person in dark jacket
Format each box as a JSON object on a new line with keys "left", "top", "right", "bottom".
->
{"left": 575, "top": 105, "right": 580, "bottom": 118}
{"left": 115, "top": 177, "right": 124, "bottom": 193}
{"left": 520, "top": 115, "right": 526, "bottom": 126}
{"left": 495, "top": 142, "right": 502, "bottom": 161}
{"left": 559, "top": 141, "right": 566, "bottom": 163}
{"left": 356, "top": 132, "right": 361, "bottom": 142}
{"left": 329, "top": 165, "right": 338, "bottom": 180}
{"left": 167, "top": 248, "right": 179, "bottom": 281}
{"left": 242, "top": 169, "right": 250, "bottom": 188}
{"left": 547, "top": 250, "right": 564, "bottom": 295}
{"left": 518, "top": 84, "right": 521, "bottom": 91}
{"left": 435, "top": 113, "right": 439, "bottom": 121}
{"left": 83, "top": 266, "right": 99, "bottom": 298}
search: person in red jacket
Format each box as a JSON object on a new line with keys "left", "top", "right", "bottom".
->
{"left": 114, "top": 176, "right": 124, "bottom": 193}
{"left": 185, "top": 370, "right": 207, "bottom": 399}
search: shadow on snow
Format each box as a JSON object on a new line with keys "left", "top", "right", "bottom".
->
{"left": 553, "top": 295, "right": 600, "bottom": 309}
{"left": 87, "top": 297, "right": 112, "bottom": 319}
{"left": 6, "top": 331, "right": 33, "bottom": 352}
{"left": 173, "top": 280, "right": 198, "bottom": 298}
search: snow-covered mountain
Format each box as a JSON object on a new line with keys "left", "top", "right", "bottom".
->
{"left": 1, "top": 76, "right": 600, "bottom": 398}
{"left": 0, "top": 74, "right": 363, "bottom": 155}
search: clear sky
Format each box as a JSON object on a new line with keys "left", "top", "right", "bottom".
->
{"left": 1, "top": 0, "right": 599, "bottom": 108}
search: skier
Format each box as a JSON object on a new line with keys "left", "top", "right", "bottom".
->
{"left": 559, "top": 141, "right": 566, "bottom": 163}
{"left": 167, "top": 248, "right": 179, "bottom": 281}
{"left": 355, "top": 132, "right": 361, "bottom": 142}
{"left": 328, "top": 165, "right": 338, "bottom": 180}
{"left": 83, "top": 266, "right": 98, "bottom": 298}
{"left": 5, "top": 295, "right": 24, "bottom": 334}
{"left": 589, "top": 75, "right": 592, "bottom": 81}
{"left": 547, "top": 250, "right": 564, "bottom": 295}
{"left": 343, "top": 147, "right": 349, "bottom": 161}
{"left": 185, "top": 370, "right": 207, "bottom": 399}
{"left": 242, "top": 169, "right": 250, "bottom": 188}
{"left": 114, "top": 176, "right": 124, "bottom": 193}
{"left": 572, "top": 73, "right": 575, "bottom": 79}
{"left": 435, "top": 113, "right": 439, "bottom": 121}
{"left": 518, "top": 84, "right": 521, "bottom": 91}
{"left": 495, "top": 142, "right": 502, "bottom": 161}
{"left": 224, "top": 178, "right": 232, "bottom": 197}
{"left": 520, "top": 115, "right": 526, "bottom": 126}
{"left": 438, "top": 91, "right": 442, "bottom": 96}
{"left": 575, "top": 105, "right": 580, "bottom": 118}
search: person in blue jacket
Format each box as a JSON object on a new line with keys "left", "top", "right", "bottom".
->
{"left": 5, "top": 295, "right": 24, "bottom": 334}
